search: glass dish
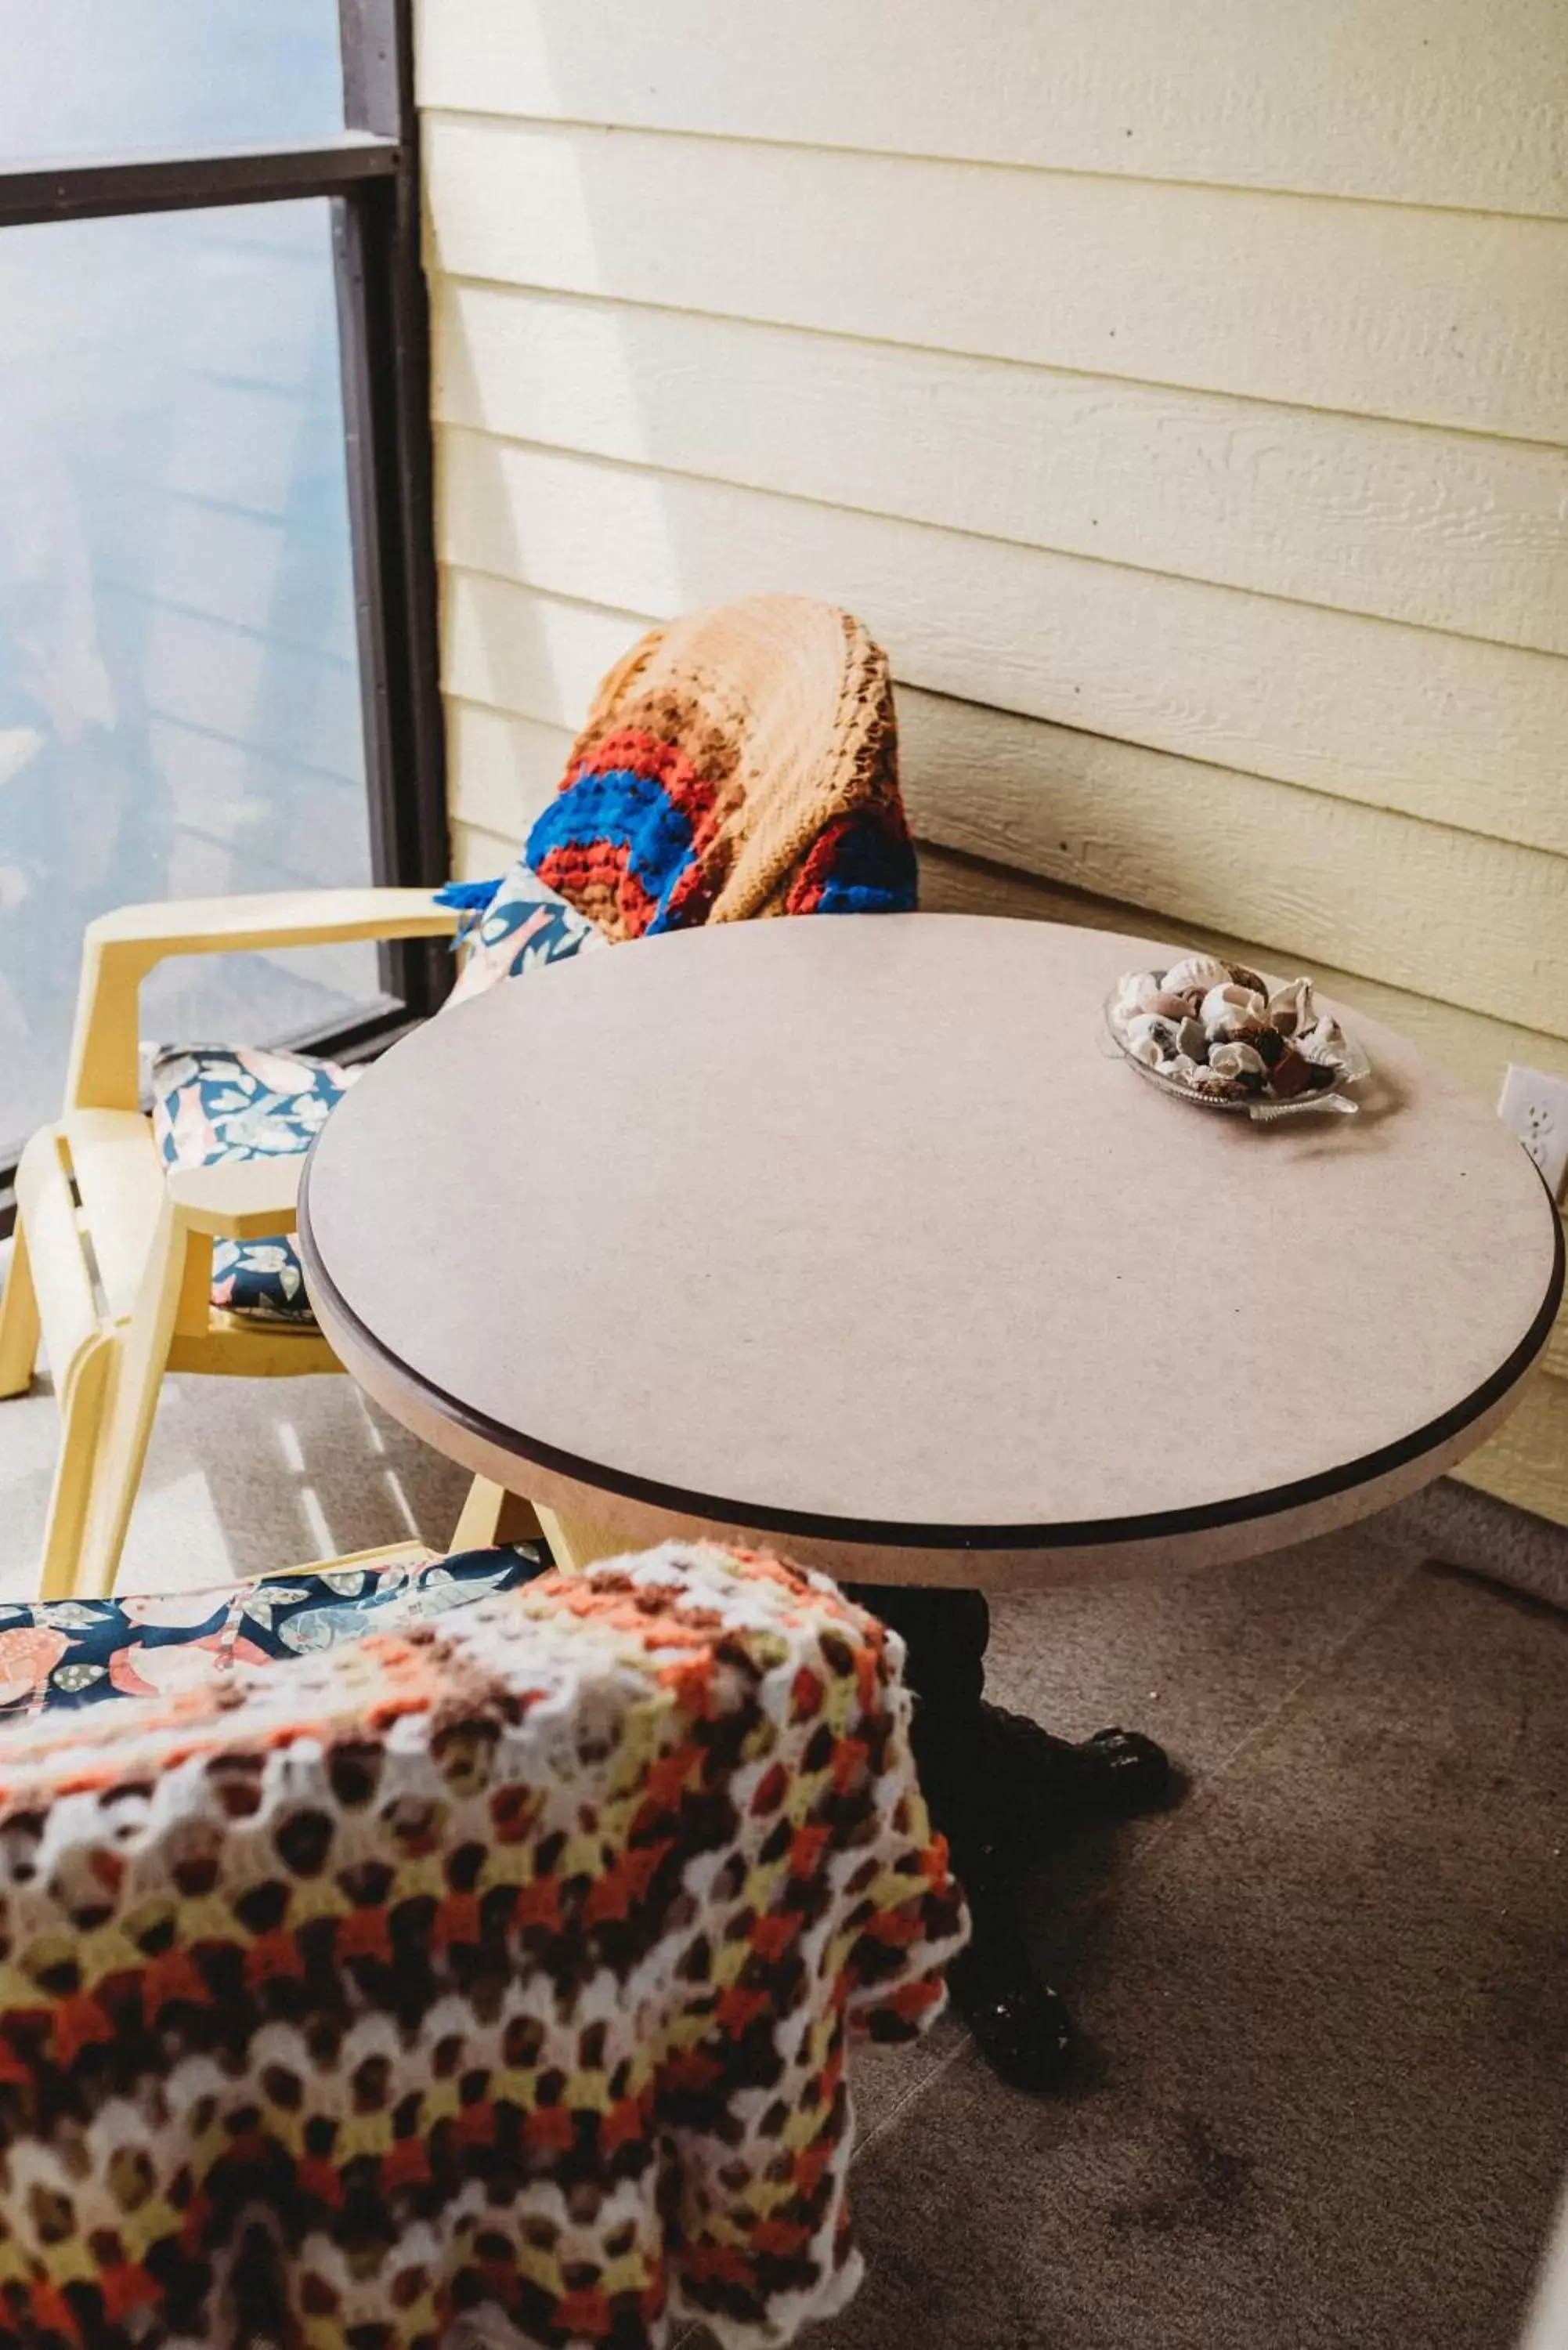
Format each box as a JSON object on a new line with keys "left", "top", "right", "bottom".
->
{"left": 1104, "top": 978, "right": 1371, "bottom": 1123}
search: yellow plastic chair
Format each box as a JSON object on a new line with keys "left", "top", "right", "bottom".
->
{"left": 2, "top": 594, "right": 912, "bottom": 1604}
{"left": 0, "top": 891, "right": 459, "bottom": 1601}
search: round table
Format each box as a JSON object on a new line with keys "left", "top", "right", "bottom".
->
{"left": 298, "top": 913, "right": 1563, "bottom": 2086}
{"left": 300, "top": 914, "right": 1560, "bottom": 1579}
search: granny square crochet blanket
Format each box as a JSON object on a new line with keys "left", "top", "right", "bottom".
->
{"left": 0, "top": 1543, "right": 965, "bottom": 2349}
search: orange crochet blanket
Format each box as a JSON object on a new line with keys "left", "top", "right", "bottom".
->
{"left": 0, "top": 1544, "right": 965, "bottom": 2349}
{"left": 524, "top": 595, "right": 916, "bottom": 941}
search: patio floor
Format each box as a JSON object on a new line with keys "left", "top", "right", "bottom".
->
{"left": 2, "top": 1332, "right": 1563, "bottom": 2349}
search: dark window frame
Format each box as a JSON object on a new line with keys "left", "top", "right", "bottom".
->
{"left": 0, "top": 0, "right": 447, "bottom": 1235}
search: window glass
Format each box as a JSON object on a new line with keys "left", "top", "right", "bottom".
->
{"left": 0, "top": 0, "right": 344, "bottom": 164}
{"left": 0, "top": 200, "right": 376, "bottom": 1148}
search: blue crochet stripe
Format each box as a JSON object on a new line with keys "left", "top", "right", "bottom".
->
{"left": 811, "top": 814, "right": 919, "bottom": 914}
{"left": 526, "top": 765, "right": 699, "bottom": 914}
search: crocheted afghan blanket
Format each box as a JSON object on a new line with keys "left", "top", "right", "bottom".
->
{"left": 0, "top": 1544, "right": 965, "bottom": 2350}
{"left": 524, "top": 596, "right": 917, "bottom": 941}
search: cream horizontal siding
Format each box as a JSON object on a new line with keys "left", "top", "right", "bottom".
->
{"left": 416, "top": 0, "right": 1568, "bottom": 219}
{"left": 898, "top": 696, "right": 1568, "bottom": 1036}
{"left": 439, "top": 569, "right": 638, "bottom": 739}
{"left": 419, "top": 3, "right": 1568, "bottom": 1518}
{"left": 437, "top": 598, "right": 1568, "bottom": 1097}
{"left": 439, "top": 562, "right": 1568, "bottom": 1032}
{"left": 450, "top": 814, "right": 517, "bottom": 886}
{"left": 910, "top": 847, "right": 1568, "bottom": 1104}
{"left": 1455, "top": 1379, "right": 1568, "bottom": 1524}
{"left": 438, "top": 435, "right": 1568, "bottom": 860}
{"left": 435, "top": 284, "right": 1568, "bottom": 658}
{"left": 443, "top": 701, "right": 567, "bottom": 843}
{"left": 423, "top": 117, "right": 1568, "bottom": 442}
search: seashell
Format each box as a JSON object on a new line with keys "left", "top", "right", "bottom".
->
{"left": 1266, "top": 977, "right": 1316, "bottom": 1039}
{"left": 1269, "top": 1045, "right": 1315, "bottom": 1099}
{"left": 1208, "top": 1039, "right": 1266, "bottom": 1081}
{"left": 1124, "top": 1011, "right": 1183, "bottom": 1066}
{"left": 1296, "top": 1013, "right": 1348, "bottom": 1070}
{"left": 1113, "top": 954, "right": 1364, "bottom": 1110}
{"left": 1161, "top": 955, "right": 1230, "bottom": 999}
{"left": 1224, "top": 964, "right": 1270, "bottom": 1000}
{"left": 1114, "top": 971, "right": 1163, "bottom": 1022}
{"left": 1199, "top": 982, "right": 1267, "bottom": 1039}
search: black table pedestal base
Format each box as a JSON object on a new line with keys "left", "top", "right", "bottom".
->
{"left": 845, "top": 1582, "right": 1176, "bottom": 2093}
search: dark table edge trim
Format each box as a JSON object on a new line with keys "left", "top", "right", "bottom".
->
{"left": 298, "top": 1148, "right": 1565, "bottom": 1556}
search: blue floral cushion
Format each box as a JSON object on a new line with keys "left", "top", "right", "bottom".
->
{"left": 444, "top": 858, "right": 607, "bottom": 1008}
{"left": 149, "top": 1043, "right": 360, "bottom": 1325}
{"left": 0, "top": 1541, "right": 546, "bottom": 1718}
{"left": 149, "top": 879, "right": 599, "bottom": 1325}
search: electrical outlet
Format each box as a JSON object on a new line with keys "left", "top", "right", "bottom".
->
{"left": 1498, "top": 1065, "right": 1568, "bottom": 1202}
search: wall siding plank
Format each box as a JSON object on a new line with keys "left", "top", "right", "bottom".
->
{"left": 417, "top": 0, "right": 1568, "bottom": 221}
{"left": 434, "top": 284, "right": 1568, "bottom": 660}
{"left": 1453, "top": 1376, "right": 1568, "bottom": 1527}
{"left": 450, "top": 815, "right": 518, "bottom": 885}
{"left": 435, "top": 440, "right": 1568, "bottom": 861}
{"left": 913, "top": 841, "right": 1568, "bottom": 1109}
{"left": 444, "top": 681, "right": 1568, "bottom": 1115}
{"left": 423, "top": 116, "right": 1568, "bottom": 441}
{"left": 439, "top": 567, "right": 643, "bottom": 737}
{"left": 898, "top": 692, "right": 1568, "bottom": 1036}
{"left": 442, "top": 663, "right": 1568, "bottom": 1036}
{"left": 439, "top": 602, "right": 1568, "bottom": 1084}
{"left": 444, "top": 699, "right": 565, "bottom": 842}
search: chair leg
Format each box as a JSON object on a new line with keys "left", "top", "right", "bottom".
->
{"left": 452, "top": 1476, "right": 544, "bottom": 1550}
{"left": 0, "top": 1218, "right": 41, "bottom": 1399}
{"left": 73, "top": 1200, "right": 187, "bottom": 1601}
{"left": 535, "top": 1506, "right": 629, "bottom": 1574}
{"left": 34, "top": 1337, "right": 114, "bottom": 1603}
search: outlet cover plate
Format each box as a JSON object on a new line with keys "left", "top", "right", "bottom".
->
{"left": 1498, "top": 1065, "right": 1568, "bottom": 1202}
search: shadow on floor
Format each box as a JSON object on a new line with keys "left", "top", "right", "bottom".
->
{"left": 0, "top": 1361, "right": 475, "bottom": 1596}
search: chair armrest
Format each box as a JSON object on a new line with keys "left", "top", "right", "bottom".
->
{"left": 66, "top": 888, "right": 462, "bottom": 1114}
{"left": 84, "top": 887, "right": 461, "bottom": 956}
{"left": 164, "top": 1155, "right": 304, "bottom": 1241}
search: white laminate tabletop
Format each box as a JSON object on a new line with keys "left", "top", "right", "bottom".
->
{"left": 298, "top": 916, "right": 1562, "bottom": 1586}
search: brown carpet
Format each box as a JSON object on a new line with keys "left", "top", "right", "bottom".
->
{"left": 1, "top": 1319, "right": 1564, "bottom": 2348}
{"left": 824, "top": 1546, "right": 1567, "bottom": 2350}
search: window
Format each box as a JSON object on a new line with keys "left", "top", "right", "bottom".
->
{"left": 0, "top": 0, "right": 443, "bottom": 1208}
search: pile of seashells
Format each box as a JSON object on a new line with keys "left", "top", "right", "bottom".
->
{"left": 1109, "top": 956, "right": 1355, "bottom": 1104}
